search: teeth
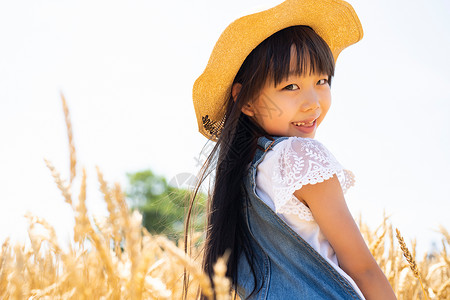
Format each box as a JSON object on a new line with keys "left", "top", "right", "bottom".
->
{"left": 293, "top": 119, "right": 315, "bottom": 126}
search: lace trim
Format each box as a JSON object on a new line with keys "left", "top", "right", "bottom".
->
{"left": 340, "top": 169, "right": 356, "bottom": 194}
{"left": 271, "top": 137, "right": 355, "bottom": 221}
{"left": 277, "top": 195, "right": 315, "bottom": 222}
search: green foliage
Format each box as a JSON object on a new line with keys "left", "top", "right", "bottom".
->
{"left": 126, "top": 169, "right": 206, "bottom": 241}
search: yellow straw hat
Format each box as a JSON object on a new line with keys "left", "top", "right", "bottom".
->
{"left": 193, "top": 0, "right": 363, "bottom": 141}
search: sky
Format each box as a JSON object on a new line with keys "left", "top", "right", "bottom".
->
{"left": 0, "top": 0, "right": 449, "bottom": 255}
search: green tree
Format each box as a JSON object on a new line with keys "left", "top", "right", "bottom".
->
{"left": 126, "top": 169, "right": 206, "bottom": 241}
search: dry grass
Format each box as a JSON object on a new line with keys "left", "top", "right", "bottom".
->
{"left": 0, "top": 95, "right": 449, "bottom": 299}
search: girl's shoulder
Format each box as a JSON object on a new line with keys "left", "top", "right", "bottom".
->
{"left": 263, "top": 135, "right": 355, "bottom": 195}
{"left": 271, "top": 136, "right": 327, "bottom": 153}
{"left": 269, "top": 136, "right": 335, "bottom": 166}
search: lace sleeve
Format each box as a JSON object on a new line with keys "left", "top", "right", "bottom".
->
{"left": 271, "top": 137, "right": 355, "bottom": 217}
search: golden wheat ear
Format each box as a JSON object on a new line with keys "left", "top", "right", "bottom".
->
{"left": 156, "top": 235, "right": 214, "bottom": 300}
{"left": 213, "top": 249, "right": 232, "bottom": 300}
{"left": 44, "top": 158, "right": 72, "bottom": 206}
{"left": 60, "top": 91, "right": 77, "bottom": 184}
{"left": 395, "top": 228, "right": 428, "bottom": 300}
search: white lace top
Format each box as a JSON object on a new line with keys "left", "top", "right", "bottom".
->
{"left": 255, "top": 136, "right": 365, "bottom": 299}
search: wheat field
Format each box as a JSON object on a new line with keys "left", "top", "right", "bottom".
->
{"left": 0, "top": 94, "right": 449, "bottom": 299}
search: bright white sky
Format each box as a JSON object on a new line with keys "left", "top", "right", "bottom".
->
{"left": 0, "top": 0, "right": 449, "bottom": 255}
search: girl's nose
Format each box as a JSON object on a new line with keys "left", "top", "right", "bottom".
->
{"left": 300, "top": 89, "right": 320, "bottom": 112}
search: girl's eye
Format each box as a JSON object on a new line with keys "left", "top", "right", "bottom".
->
{"left": 283, "top": 84, "right": 299, "bottom": 91}
{"left": 317, "top": 79, "right": 328, "bottom": 85}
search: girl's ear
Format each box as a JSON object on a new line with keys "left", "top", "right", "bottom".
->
{"left": 232, "top": 83, "right": 255, "bottom": 117}
{"left": 241, "top": 103, "right": 255, "bottom": 117}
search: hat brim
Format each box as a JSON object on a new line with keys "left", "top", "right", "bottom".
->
{"left": 193, "top": 0, "right": 363, "bottom": 141}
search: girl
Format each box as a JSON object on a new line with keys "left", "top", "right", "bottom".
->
{"left": 186, "top": 0, "right": 397, "bottom": 299}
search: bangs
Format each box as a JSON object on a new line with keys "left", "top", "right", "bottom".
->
{"left": 232, "top": 25, "right": 335, "bottom": 108}
{"left": 254, "top": 26, "right": 335, "bottom": 88}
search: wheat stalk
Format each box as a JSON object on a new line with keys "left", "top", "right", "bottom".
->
{"left": 156, "top": 235, "right": 214, "bottom": 300}
{"left": 29, "top": 273, "right": 70, "bottom": 298}
{"left": 213, "top": 250, "right": 232, "bottom": 300}
{"left": 96, "top": 167, "right": 122, "bottom": 251}
{"left": 396, "top": 228, "right": 428, "bottom": 300}
{"left": 44, "top": 158, "right": 72, "bottom": 206}
{"left": 0, "top": 238, "right": 9, "bottom": 294}
{"left": 74, "top": 168, "right": 89, "bottom": 243}
{"left": 370, "top": 228, "right": 386, "bottom": 257}
{"left": 438, "top": 225, "right": 450, "bottom": 245}
{"left": 437, "top": 278, "right": 450, "bottom": 299}
{"left": 60, "top": 91, "right": 77, "bottom": 183}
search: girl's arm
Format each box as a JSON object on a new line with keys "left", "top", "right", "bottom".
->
{"left": 294, "top": 174, "right": 397, "bottom": 300}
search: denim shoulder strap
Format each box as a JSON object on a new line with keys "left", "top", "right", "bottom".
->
{"left": 251, "top": 135, "right": 289, "bottom": 168}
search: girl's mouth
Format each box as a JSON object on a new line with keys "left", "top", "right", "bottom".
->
{"left": 292, "top": 119, "right": 317, "bottom": 133}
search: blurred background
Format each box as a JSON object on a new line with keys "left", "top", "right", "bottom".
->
{"left": 0, "top": 0, "right": 449, "bottom": 255}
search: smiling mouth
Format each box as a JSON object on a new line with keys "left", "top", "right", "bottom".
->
{"left": 292, "top": 119, "right": 317, "bottom": 134}
{"left": 292, "top": 118, "right": 317, "bottom": 127}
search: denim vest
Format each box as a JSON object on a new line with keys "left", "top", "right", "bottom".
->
{"left": 234, "top": 135, "right": 363, "bottom": 300}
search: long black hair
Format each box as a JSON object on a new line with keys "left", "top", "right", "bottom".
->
{"left": 184, "top": 25, "right": 335, "bottom": 300}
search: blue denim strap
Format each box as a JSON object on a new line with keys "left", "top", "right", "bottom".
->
{"left": 251, "top": 135, "right": 289, "bottom": 167}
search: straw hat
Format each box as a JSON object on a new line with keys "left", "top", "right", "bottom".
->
{"left": 193, "top": 0, "right": 363, "bottom": 141}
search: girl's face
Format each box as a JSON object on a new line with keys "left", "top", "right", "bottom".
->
{"left": 239, "top": 47, "right": 331, "bottom": 139}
